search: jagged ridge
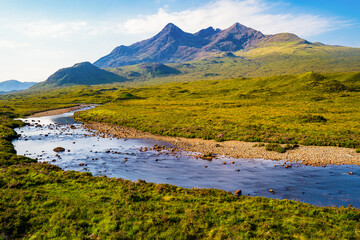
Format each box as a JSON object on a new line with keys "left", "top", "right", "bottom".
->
{"left": 94, "top": 22, "right": 308, "bottom": 68}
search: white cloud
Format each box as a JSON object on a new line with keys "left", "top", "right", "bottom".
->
{"left": 118, "top": 0, "right": 350, "bottom": 37}
{"left": 24, "top": 20, "right": 89, "bottom": 38}
{"left": 0, "top": 40, "right": 29, "bottom": 49}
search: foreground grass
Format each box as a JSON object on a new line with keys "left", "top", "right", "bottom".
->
{"left": 76, "top": 71, "right": 360, "bottom": 148}
{"left": 1, "top": 163, "right": 360, "bottom": 239}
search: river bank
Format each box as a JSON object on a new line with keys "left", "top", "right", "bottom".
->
{"left": 84, "top": 122, "right": 360, "bottom": 167}
{"left": 27, "top": 104, "right": 94, "bottom": 118}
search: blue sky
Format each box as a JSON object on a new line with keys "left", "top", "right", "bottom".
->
{"left": 0, "top": 0, "right": 359, "bottom": 82}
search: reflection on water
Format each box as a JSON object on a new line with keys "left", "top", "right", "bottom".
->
{"left": 13, "top": 110, "right": 360, "bottom": 208}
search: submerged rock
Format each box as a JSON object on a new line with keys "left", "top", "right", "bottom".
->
{"left": 53, "top": 147, "right": 65, "bottom": 152}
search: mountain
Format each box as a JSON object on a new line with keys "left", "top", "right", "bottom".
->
{"left": 201, "top": 23, "right": 266, "bottom": 51}
{"left": 94, "top": 23, "right": 205, "bottom": 68}
{"left": 0, "top": 80, "right": 37, "bottom": 92}
{"left": 98, "top": 23, "right": 360, "bottom": 83}
{"left": 93, "top": 22, "right": 310, "bottom": 68}
{"left": 32, "top": 62, "right": 127, "bottom": 89}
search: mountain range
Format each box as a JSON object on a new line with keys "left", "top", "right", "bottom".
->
{"left": 94, "top": 22, "right": 310, "bottom": 68}
{"left": 33, "top": 23, "right": 360, "bottom": 89}
{"left": 0, "top": 80, "right": 37, "bottom": 92}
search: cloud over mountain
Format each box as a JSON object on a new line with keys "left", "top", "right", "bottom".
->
{"left": 118, "top": 0, "right": 348, "bottom": 37}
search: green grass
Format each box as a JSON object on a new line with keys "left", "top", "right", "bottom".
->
{"left": 0, "top": 71, "right": 360, "bottom": 238}
{"left": 76, "top": 71, "right": 360, "bottom": 148}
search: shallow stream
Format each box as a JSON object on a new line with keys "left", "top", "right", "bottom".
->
{"left": 13, "top": 109, "right": 360, "bottom": 208}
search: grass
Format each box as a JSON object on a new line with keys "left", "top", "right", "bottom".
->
{"left": 0, "top": 71, "right": 360, "bottom": 238}
{"left": 1, "top": 163, "right": 359, "bottom": 239}
{"left": 76, "top": 71, "right": 360, "bottom": 149}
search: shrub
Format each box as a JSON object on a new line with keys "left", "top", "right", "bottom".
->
{"left": 115, "top": 92, "right": 142, "bottom": 101}
{"left": 265, "top": 143, "right": 285, "bottom": 153}
{"left": 298, "top": 114, "right": 327, "bottom": 123}
{"left": 285, "top": 144, "right": 299, "bottom": 150}
{"left": 321, "top": 80, "right": 347, "bottom": 93}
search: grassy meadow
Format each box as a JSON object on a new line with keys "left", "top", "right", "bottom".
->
{"left": 1, "top": 71, "right": 360, "bottom": 238}
{"left": 2, "top": 162, "right": 360, "bottom": 239}
{"left": 76, "top": 71, "right": 360, "bottom": 149}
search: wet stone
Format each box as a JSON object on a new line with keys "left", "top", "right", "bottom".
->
{"left": 234, "top": 189, "right": 242, "bottom": 197}
{"left": 53, "top": 147, "right": 65, "bottom": 152}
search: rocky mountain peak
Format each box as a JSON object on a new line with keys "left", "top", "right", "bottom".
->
{"left": 156, "top": 23, "right": 185, "bottom": 38}
{"left": 194, "top": 26, "right": 221, "bottom": 39}
{"left": 93, "top": 22, "right": 311, "bottom": 68}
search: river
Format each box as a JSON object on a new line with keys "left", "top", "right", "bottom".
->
{"left": 12, "top": 108, "right": 360, "bottom": 208}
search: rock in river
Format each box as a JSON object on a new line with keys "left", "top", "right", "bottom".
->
{"left": 234, "top": 189, "right": 242, "bottom": 197}
{"left": 53, "top": 147, "right": 65, "bottom": 152}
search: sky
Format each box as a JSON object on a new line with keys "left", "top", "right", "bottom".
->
{"left": 0, "top": 0, "right": 359, "bottom": 82}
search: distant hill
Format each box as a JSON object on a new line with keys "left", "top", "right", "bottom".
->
{"left": 32, "top": 62, "right": 127, "bottom": 89}
{"left": 0, "top": 80, "right": 37, "bottom": 92}
{"left": 94, "top": 22, "right": 314, "bottom": 68}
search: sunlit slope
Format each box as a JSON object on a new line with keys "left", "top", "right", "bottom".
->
{"left": 106, "top": 41, "right": 360, "bottom": 85}
{"left": 76, "top": 71, "right": 360, "bottom": 148}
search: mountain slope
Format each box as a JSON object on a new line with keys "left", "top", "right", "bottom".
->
{"left": 0, "top": 80, "right": 37, "bottom": 92}
{"left": 32, "top": 62, "right": 127, "bottom": 89}
{"left": 202, "top": 23, "right": 266, "bottom": 51}
{"left": 106, "top": 43, "right": 360, "bottom": 85}
{"left": 94, "top": 23, "right": 206, "bottom": 68}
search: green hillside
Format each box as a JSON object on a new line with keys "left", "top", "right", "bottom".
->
{"left": 106, "top": 43, "right": 360, "bottom": 85}
{"left": 32, "top": 62, "right": 127, "bottom": 89}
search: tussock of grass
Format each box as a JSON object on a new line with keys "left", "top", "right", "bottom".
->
{"left": 265, "top": 143, "right": 285, "bottom": 153}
